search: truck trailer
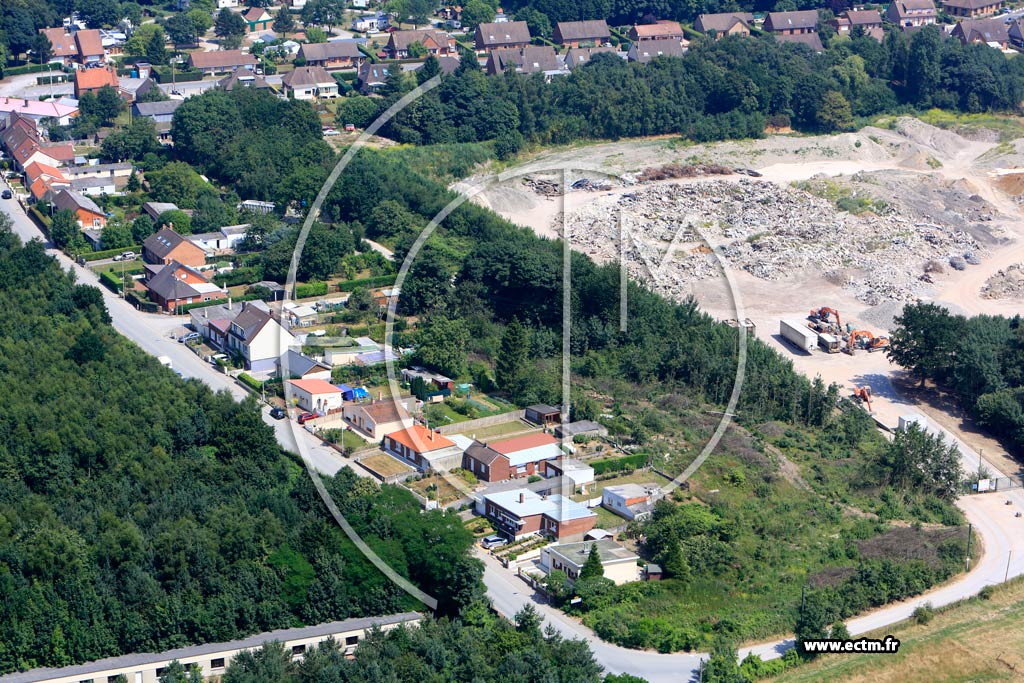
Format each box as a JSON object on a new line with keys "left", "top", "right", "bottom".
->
{"left": 780, "top": 319, "right": 817, "bottom": 352}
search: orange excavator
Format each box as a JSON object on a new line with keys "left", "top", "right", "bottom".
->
{"left": 852, "top": 386, "right": 873, "bottom": 413}
{"left": 808, "top": 307, "right": 842, "bottom": 334}
{"left": 845, "top": 330, "right": 890, "bottom": 354}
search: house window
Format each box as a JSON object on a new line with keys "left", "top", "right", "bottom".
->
{"left": 292, "top": 644, "right": 306, "bottom": 656}
{"left": 211, "top": 658, "right": 226, "bottom": 669}
{"left": 345, "top": 635, "right": 359, "bottom": 646}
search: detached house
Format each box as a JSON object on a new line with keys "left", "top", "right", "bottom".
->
{"left": 485, "top": 46, "right": 563, "bottom": 76}
{"left": 281, "top": 66, "right": 339, "bottom": 100}
{"left": 694, "top": 12, "right": 754, "bottom": 38}
{"left": 942, "top": 0, "right": 1002, "bottom": 17}
{"left": 552, "top": 20, "right": 611, "bottom": 47}
{"left": 224, "top": 302, "right": 295, "bottom": 372}
{"left": 52, "top": 189, "right": 106, "bottom": 228}
{"left": 342, "top": 398, "right": 414, "bottom": 440}
{"left": 73, "top": 66, "right": 119, "bottom": 99}
{"left": 602, "top": 483, "right": 661, "bottom": 521}
{"left": 297, "top": 41, "right": 365, "bottom": 70}
{"left": 831, "top": 9, "right": 884, "bottom": 40}
{"left": 886, "top": 0, "right": 938, "bottom": 29}
{"left": 384, "top": 425, "right": 463, "bottom": 471}
{"left": 474, "top": 20, "right": 531, "bottom": 51}
{"left": 287, "top": 378, "right": 343, "bottom": 414}
{"left": 143, "top": 227, "right": 207, "bottom": 268}
{"left": 385, "top": 30, "right": 456, "bottom": 59}
{"left": 564, "top": 46, "right": 617, "bottom": 70}
{"left": 188, "top": 50, "right": 258, "bottom": 74}
{"left": 40, "top": 27, "right": 105, "bottom": 65}
{"left": 540, "top": 539, "right": 641, "bottom": 585}
{"left": 244, "top": 7, "right": 273, "bottom": 32}
{"left": 144, "top": 260, "right": 224, "bottom": 311}
{"left": 481, "top": 489, "right": 597, "bottom": 542}
{"left": 763, "top": 10, "right": 819, "bottom": 34}
{"left": 627, "top": 39, "right": 684, "bottom": 62}
{"left": 628, "top": 20, "right": 684, "bottom": 42}
{"left": 463, "top": 432, "right": 564, "bottom": 482}
{"left": 356, "top": 62, "right": 390, "bottom": 94}
{"left": 952, "top": 16, "right": 1010, "bottom": 45}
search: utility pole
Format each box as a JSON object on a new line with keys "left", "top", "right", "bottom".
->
{"left": 1006, "top": 550, "right": 1013, "bottom": 583}
{"left": 965, "top": 523, "right": 973, "bottom": 571}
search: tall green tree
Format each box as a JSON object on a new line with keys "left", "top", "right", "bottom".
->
{"left": 272, "top": 7, "right": 294, "bottom": 34}
{"left": 215, "top": 9, "right": 247, "bottom": 49}
{"left": 496, "top": 318, "right": 529, "bottom": 399}
{"left": 704, "top": 634, "right": 747, "bottom": 683}
{"left": 414, "top": 316, "right": 469, "bottom": 378}
{"left": 578, "top": 544, "right": 605, "bottom": 581}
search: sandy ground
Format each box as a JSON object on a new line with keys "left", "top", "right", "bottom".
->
{"left": 462, "top": 118, "right": 1024, "bottom": 470}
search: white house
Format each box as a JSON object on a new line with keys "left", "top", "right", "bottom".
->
{"left": 188, "top": 224, "right": 249, "bottom": 253}
{"left": 287, "top": 378, "right": 343, "bottom": 414}
{"left": 601, "top": 483, "right": 660, "bottom": 521}
{"left": 281, "top": 66, "right": 339, "bottom": 100}
{"left": 540, "top": 539, "right": 641, "bottom": 585}
{"left": 224, "top": 302, "right": 295, "bottom": 373}
{"left": 217, "top": 0, "right": 239, "bottom": 8}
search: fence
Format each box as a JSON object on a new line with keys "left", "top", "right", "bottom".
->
{"left": 435, "top": 410, "right": 526, "bottom": 435}
{"left": 970, "top": 476, "right": 1022, "bottom": 493}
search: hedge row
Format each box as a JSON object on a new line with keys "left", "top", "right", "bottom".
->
{"left": 296, "top": 281, "right": 328, "bottom": 298}
{"left": 151, "top": 67, "right": 203, "bottom": 83}
{"left": 590, "top": 452, "right": 648, "bottom": 476}
{"left": 237, "top": 373, "right": 263, "bottom": 391}
{"left": 213, "top": 266, "right": 263, "bottom": 288}
{"left": 82, "top": 245, "right": 143, "bottom": 261}
{"left": 126, "top": 290, "right": 160, "bottom": 313}
{"left": 99, "top": 270, "right": 123, "bottom": 292}
{"left": 176, "top": 293, "right": 259, "bottom": 314}
{"left": 335, "top": 274, "right": 396, "bottom": 292}
{"left": 4, "top": 63, "right": 56, "bottom": 77}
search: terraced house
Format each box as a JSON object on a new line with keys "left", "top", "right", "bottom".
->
{"left": 552, "top": 20, "right": 611, "bottom": 47}
{"left": 385, "top": 29, "right": 456, "bottom": 59}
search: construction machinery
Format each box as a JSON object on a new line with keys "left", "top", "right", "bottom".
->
{"left": 845, "top": 330, "right": 891, "bottom": 355}
{"left": 808, "top": 307, "right": 842, "bottom": 334}
{"left": 852, "top": 386, "right": 873, "bottom": 413}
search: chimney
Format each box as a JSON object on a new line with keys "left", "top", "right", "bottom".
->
{"left": 428, "top": 429, "right": 434, "bottom": 442}
{"left": 227, "top": 296, "right": 232, "bottom": 310}
{"left": 519, "top": 492, "right": 525, "bottom": 504}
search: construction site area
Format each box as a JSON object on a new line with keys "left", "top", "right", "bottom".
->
{"left": 467, "top": 116, "right": 1024, "bottom": 470}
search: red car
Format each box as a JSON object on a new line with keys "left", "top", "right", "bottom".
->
{"left": 297, "top": 412, "right": 316, "bottom": 425}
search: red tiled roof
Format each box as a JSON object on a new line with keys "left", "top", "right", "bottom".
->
{"left": 489, "top": 432, "right": 558, "bottom": 455}
{"left": 188, "top": 50, "right": 258, "bottom": 69}
{"left": 244, "top": 7, "right": 271, "bottom": 22}
{"left": 631, "top": 20, "right": 683, "bottom": 38}
{"left": 74, "top": 67, "right": 119, "bottom": 91}
{"left": 75, "top": 29, "right": 104, "bottom": 57}
{"left": 24, "top": 161, "right": 66, "bottom": 184}
{"left": 387, "top": 425, "right": 454, "bottom": 453}
{"left": 41, "top": 28, "right": 79, "bottom": 58}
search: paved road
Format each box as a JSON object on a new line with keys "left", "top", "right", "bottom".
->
{"left": 0, "top": 184, "right": 361, "bottom": 479}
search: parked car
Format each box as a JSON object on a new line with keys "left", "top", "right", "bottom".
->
{"left": 297, "top": 412, "right": 316, "bottom": 424}
{"left": 344, "top": 123, "right": 356, "bottom": 132}
{"left": 112, "top": 250, "right": 136, "bottom": 261}
{"left": 179, "top": 332, "right": 201, "bottom": 343}
{"left": 1, "top": 189, "right": 12, "bottom": 199}
{"left": 481, "top": 534, "right": 508, "bottom": 550}
{"left": 270, "top": 407, "right": 287, "bottom": 420}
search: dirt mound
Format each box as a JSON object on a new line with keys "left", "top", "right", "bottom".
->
{"left": 891, "top": 118, "right": 971, "bottom": 160}
{"left": 857, "top": 526, "right": 963, "bottom": 567}
{"left": 993, "top": 170, "right": 1024, "bottom": 197}
{"left": 982, "top": 263, "right": 1024, "bottom": 300}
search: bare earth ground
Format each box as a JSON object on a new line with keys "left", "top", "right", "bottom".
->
{"left": 461, "top": 118, "right": 1024, "bottom": 470}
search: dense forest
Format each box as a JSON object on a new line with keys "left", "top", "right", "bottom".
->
{"left": 887, "top": 302, "right": 1024, "bottom": 456}
{"left": 159, "top": 606, "right": 613, "bottom": 683}
{"left": 0, "top": 214, "right": 482, "bottom": 675}
{"left": 338, "top": 28, "right": 1024, "bottom": 151}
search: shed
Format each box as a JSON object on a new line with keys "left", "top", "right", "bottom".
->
{"left": 525, "top": 404, "right": 561, "bottom": 426}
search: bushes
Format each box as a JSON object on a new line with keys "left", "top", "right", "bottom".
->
{"left": 99, "top": 270, "right": 123, "bottom": 292}
{"left": 295, "top": 281, "right": 328, "bottom": 298}
{"left": 335, "top": 274, "right": 397, "bottom": 291}
{"left": 81, "top": 245, "right": 143, "bottom": 262}
{"left": 237, "top": 373, "right": 263, "bottom": 392}
{"left": 177, "top": 293, "right": 259, "bottom": 314}
{"left": 213, "top": 266, "right": 263, "bottom": 288}
{"left": 590, "top": 452, "right": 648, "bottom": 476}
{"left": 126, "top": 290, "right": 159, "bottom": 313}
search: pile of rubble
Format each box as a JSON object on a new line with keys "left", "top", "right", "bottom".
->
{"left": 522, "top": 176, "right": 561, "bottom": 197}
{"left": 982, "top": 263, "right": 1024, "bottom": 300}
{"left": 565, "top": 179, "right": 985, "bottom": 305}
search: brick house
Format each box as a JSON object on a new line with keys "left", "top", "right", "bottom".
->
{"left": 385, "top": 29, "right": 456, "bottom": 59}
{"left": 474, "top": 20, "right": 531, "bottom": 51}
{"left": 693, "top": 13, "right": 754, "bottom": 38}
{"left": 627, "top": 20, "right": 684, "bottom": 42}
{"left": 763, "top": 10, "right": 819, "bottom": 35}
{"left": 481, "top": 489, "right": 597, "bottom": 542}
{"left": 244, "top": 7, "right": 273, "bottom": 32}
{"left": 951, "top": 16, "right": 1010, "bottom": 45}
{"left": 298, "top": 41, "right": 365, "bottom": 69}
{"left": 383, "top": 425, "right": 463, "bottom": 471}
{"left": 188, "top": 50, "right": 258, "bottom": 74}
{"left": 342, "top": 399, "right": 413, "bottom": 440}
{"left": 831, "top": 10, "right": 884, "bottom": 40}
{"left": 144, "top": 260, "right": 224, "bottom": 311}
{"left": 942, "top": 0, "right": 1002, "bottom": 17}
{"left": 143, "top": 227, "right": 208, "bottom": 268}
{"left": 885, "top": 0, "right": 938, "bottom": 29}
{"left": 52, "top": 189, "right": 106, "bottom": 228}
{"left": 462, "top": 432, "right": 563, "bottom": 482}
{"left": 552, "top": 20, "right": 611, "bottom": 47}
{"left": 73, "top": 66, "right": 119, "bottom": 99}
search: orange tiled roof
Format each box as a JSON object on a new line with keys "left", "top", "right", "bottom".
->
{"left": 387, "top": 425, "right": 454, "bottom": 453}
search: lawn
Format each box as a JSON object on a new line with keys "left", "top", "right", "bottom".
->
{"left": 406, "top": 473, "right": 466, "bottom": 505}
{"left": 454, "top": 420, "right": 536, "bottom": 441}
{"left": 768, "top": 578, "right": 1024, "bottom": 683}
{"left": 572, "top": 469, "right": 674, "bottom": 503}
{"left": 357, "top": 453, "right": 413, "bottom": 479}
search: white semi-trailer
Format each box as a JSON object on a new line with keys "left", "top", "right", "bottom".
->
{"left": 780, "top": 319, "right": 817, "bottom": 352}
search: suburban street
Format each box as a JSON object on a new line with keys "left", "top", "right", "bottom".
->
{"left": 0, "top": 185, "right": 361, "bottom": 479}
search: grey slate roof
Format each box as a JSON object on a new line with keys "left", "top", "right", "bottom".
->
{"left": 553, "top": 20, "right": 611, "bottom": 43}
{"left": 144, "top": 227, "right": 191, "bottom": 260}
{"left": 133, "top": 99, "right": 183, "bottom": 118}
{"left": 280, "top": 349, "right": 331, "bottom": 377}
{"left": 764, "top": 10, "right": 820, "bottom": 31}
{"left": 282, "top": 65, "right": 335, "bottom": 88}
{"left": 694, "top": 12, "right": 754, "bottom": 33}
{"left": 475, "top": 20, "right": 531, "bottom": 48}
{"left": 627, "top": 38, "right": 684, "bottom": 62}
{"left": 298, "top": 40, "right": 363, "bottom": 61}
{"left": 52, "top": 189, "right": 103, "bottom": 215}
{"left": 145, "top": 260, "right": 208, "bottom": 301}
{"left": 230, "top": 302, "right": 275, "bottom": 342}
{"left": 0, "top": 613, "right": 421, "bottom": 683}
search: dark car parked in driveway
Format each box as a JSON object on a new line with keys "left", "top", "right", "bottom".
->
{"left": 1, "top": 189, "right": 12, "bottom": 199}
{"left": 270, "top": 407, "right": 287, "bottom": 420}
